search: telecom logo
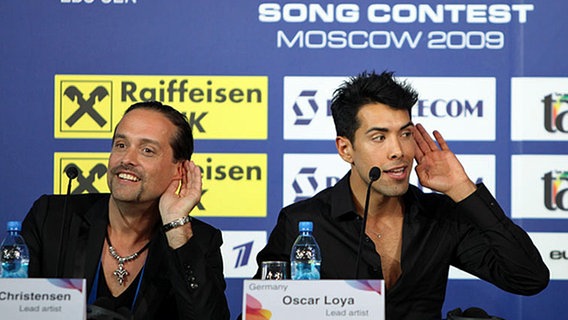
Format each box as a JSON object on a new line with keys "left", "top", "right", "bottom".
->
{"left": 53, "top": 153, "right": 110, "bottom": 195}
{"left": 293, "top": 90, "right": 327, "bottom": 125}
{"left": 283, "top": 153, "right": 350, "bottom": 206}
{"left": 406, "top": 77, "right": 496, "bottom": 141}
{"left": 284, "top": 76, "right": 495, "bottom": 140}
{"left": 56, "top": 80, "right": 114, "bottom": 136}
{"left": 511, "top": 77, "right": 568, "bottom": 141}
{"left": 415, "top": 99, "right": 483, "bottom": 118}
{"left": 292, "top": 167, "right": 319, "bottom": 202}
{"left": 512, "top": 155, "right": 568, "bottom": 218}
{"left": 221, "top": 231, "right": 267, "bottom": 278}
{"left": 284, "top": 76, "right": 345, "bottom": 140}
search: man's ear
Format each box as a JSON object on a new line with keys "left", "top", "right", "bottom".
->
{"left": 336, "top": 136, "right": 354, "bottom": 164}
{"left": 174, "top": 160, "right": 186, "bottom": 179}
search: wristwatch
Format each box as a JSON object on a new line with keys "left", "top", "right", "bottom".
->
{"left": 162, "top": 215, "right": 192, "bottom": 232}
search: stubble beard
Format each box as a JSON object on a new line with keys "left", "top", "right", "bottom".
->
{"left": 377, "top": 179, "right": 410, "bottom": 198}
{"left": 109, "top": 178, "right": 145, "bottom": 203}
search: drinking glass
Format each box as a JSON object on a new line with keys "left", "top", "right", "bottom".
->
{"left": 261, "top": 261, "right": 288, "bottom": 280}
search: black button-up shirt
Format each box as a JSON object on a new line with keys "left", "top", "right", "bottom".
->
{"left": 254, "top": 172, "right": 549, "bottom": 320}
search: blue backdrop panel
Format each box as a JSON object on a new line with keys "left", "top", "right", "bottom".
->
{"left": 1, "top": 1, "right": 566, "bottom": 319}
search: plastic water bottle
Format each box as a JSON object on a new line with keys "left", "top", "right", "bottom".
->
{"left": 0, "top": 221, "right": 29, "bottom": 278}
{"left": 290, "top": 221, "right": 321, "bottom": 280}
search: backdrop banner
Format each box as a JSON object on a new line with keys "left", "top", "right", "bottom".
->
{"left": 1, "top": 1, "right": 566, "bottom": 319}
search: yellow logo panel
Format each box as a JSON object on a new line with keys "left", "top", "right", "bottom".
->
{"left": 192, "top": 153, "right": 267, "bottom": 217}
{"left": 54, "top": 152, "right": 267, "bottom": 217}
{"left": 55, "top": 75, "right": 268, "bottom": 140}
{"left": 54, "top": 153, "right": 110, "bottom": 195}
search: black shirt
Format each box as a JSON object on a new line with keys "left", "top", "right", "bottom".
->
{"left": 254, "top": 172, "right": 549, "bottom": 320}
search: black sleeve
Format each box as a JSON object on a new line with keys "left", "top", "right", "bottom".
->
{"left": 164, "top": 222, "right": 230, "bottom": 320}
{"left": 452, "top": 184, "right": 549, "bottom": 295}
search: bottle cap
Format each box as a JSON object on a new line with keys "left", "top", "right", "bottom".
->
{"left": 7, "top": 221, "right": 21, "bottom": 231}
{"left": 299, "top": 221, "right": 313, "bottom": 232}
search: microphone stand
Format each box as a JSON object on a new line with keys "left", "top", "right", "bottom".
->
{"left": 355, "top": 167, "right": 380, "bottom": 279}
{"left": 56, "top": 165, "right": 78, "bottom": 278}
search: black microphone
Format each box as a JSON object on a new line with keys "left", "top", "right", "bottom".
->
{"left": 355, "top": 166, "right": 381, "bottom": 279}
{"left": 56, "top": 164, "right": 79, "bottom": 278}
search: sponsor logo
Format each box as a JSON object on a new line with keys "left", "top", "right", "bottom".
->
{"left": 56, "top": 80, "right": 114, "bottom": 135}
{"left": 54, "top": 153, "right": 110, "bottom": 195}
{"left": 192, "top": 153, "right": 267, "bottom": 217}
{"left": 284, "top": 77, "right": 495, "bottom": 141}
{"left": 543, "top": 93, "right": 568, "bottom": 133}
{"left": 55, "top": 75, "right": 268, "bottom": 139}
{"left": 542, "top": 171, "right": 568, "bottom": 211}
{"left": 528, "top": 233, "right": 568, "bottom": 280}
{"left": 283, "top": 154, "right": 349, "bottom": 206}
{"left": 54, "top": 152, "right": 267, "bottom": 217}
{"left": 407, "top": 77, "right": 496, "bottom": 141}
{"left": 512, "top": 155, "right": 568, "bottom": 218}
{"left": 284, "top": 154, "right": 494, "bottom": 208}
{"left": 511, "top": 78, "right": 568, "bottom": 141}
{"left": 221, "top": 231, "right": 267, "bottom": 278}
{"left": 284, "top": 77, "right": 343, "bottom": 140}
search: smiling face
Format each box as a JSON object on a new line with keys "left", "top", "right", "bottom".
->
{"left": 107, "top": 108, "right": 182, "bottom": 205}
{"left": 337, "top": 102, "right": 415, "bottom": 198}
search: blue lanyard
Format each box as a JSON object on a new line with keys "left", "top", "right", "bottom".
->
{"left": 88, "top": 259, "right": 146, "bottom": 311}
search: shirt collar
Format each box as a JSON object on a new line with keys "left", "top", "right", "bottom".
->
{"left": 330, "top": 171, "right": 359, "bottom": 220}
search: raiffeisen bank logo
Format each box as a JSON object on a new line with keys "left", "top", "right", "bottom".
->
{"left": 56, "top": 80, "right": 114, "bottom": 136}
{"left": 284, "top": 76, "right": 346, "bottom": 140}
{"left": 53, "top": 153, "right": 110, "bottom": 195}
{"left": 221, "top": 231, "right": 266, "bottom": 278}
{"left": 283, "top": 154, "right": 350, "bottom": 206}
{"left": 54, "top": 153, "right": 266, "bottom": 218}
{"left": 193, "top": 153, "right": 267, "bottom": 217}
{"left": 512, "top": 155, "right": 568, "bottom": 219}
{"left": 512, "top": 78, "right": 568, "bottom": 141}
{"left": 407, "top": 77, "right": 496, "bottom": 141}
{"left": 55, "top": 75, "right": 268, "bottom": 139}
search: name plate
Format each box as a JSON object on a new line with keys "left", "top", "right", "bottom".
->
{"left": 243, "top": 279, "right": 384, "bottom": 320}
{"left": 0, "top": 278, "right": 86, "bottom": 320}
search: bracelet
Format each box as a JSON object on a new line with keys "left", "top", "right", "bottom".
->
{"left": 162, "top": 215, "right": 192, "bottom": 232}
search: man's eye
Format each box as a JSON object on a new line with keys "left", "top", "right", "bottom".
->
{"left": 143, "top": 148, "right": 155, "bottom": 154}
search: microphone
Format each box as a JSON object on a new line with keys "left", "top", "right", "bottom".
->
{"left": 56, "top": 164, "right": 79, "bottom": 278}
{"left": 355, "top": 166, "right": 381, "bottom": 279}
{"left": 66, "top": 165, "right": 79, "bottom": 181}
